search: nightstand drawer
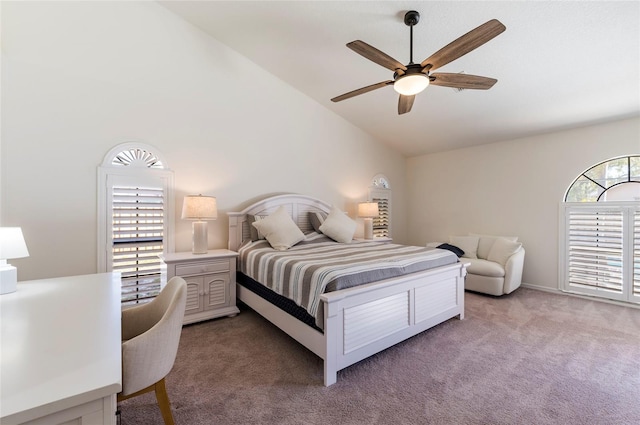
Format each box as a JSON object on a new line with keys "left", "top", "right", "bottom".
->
{"left": 176, "top": 259, "right": 230, "bottom": 276}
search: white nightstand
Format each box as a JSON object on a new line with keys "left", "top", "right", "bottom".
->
{"left": 160, "top": 249, "right": 239, "bottom": 325}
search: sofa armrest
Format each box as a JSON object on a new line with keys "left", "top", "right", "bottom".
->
{"left": 503, "top": 248, "right": 525, "bottom": 294}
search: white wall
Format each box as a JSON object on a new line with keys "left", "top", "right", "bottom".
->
{"left": 1, "top": 1, "right": 407, "bottom": 281}
{"left": 407, "top": 116, "right": 640, "bottom": 290}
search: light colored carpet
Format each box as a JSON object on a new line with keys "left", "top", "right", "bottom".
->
{"left": 119, "top": 288, "right": 640, "bottom": 424}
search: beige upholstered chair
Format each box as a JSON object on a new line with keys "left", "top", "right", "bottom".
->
{"left": 118, "top": 276, "right": 187, "bottom": 425}
{"left": 428, "top": 234, "right": 525, "bottom": 296}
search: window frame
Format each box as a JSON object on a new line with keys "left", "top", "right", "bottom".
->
{"left": 559, "top": 202, "right": 639, "bottom": 303}
{"left": 97, "top": 143, "right": 175, "bottom": 305}
{"left": 560, "top": 154, "right": 640, "bottom": 305}
{"left": 369, "top": 174, "right": 392, "bottom": 239}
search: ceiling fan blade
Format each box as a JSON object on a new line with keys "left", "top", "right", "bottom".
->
{"left": 331, "top": 80, "right": 393, "bottom": 102}
{"left": 430, "top": 73, "right": 497, "bottom": 89}
{"left": 347, "top": 40, "right": 408, "bottom": 73}
{"left": 398, "top": 95, "right": 415, "bottom": 115}
{"left": 420, "top": 19, "right": 506, "bottom": 71}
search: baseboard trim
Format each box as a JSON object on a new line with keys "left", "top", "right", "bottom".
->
{"left": 521, "top": 283, "right": 640, "bottom": 310}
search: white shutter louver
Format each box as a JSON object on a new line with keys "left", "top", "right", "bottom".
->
{"left": 112, "top": 186, "right": 164, "bottom": 306}
{"left": 567, "top": 209, "right": 624, "bottom": 296}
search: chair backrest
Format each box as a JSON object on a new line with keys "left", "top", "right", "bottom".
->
{"left": 121, "top": 276, "right": 187, "bottom": 396}
{"left": 150, "top": 276, "right": 188, "bottom": 330}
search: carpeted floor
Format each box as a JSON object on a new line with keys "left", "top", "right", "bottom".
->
{"left": 119, "top": 288, "right": 640, "bottom": 425}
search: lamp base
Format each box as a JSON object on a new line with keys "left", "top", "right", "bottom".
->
{"left": 363, "top": 218, "right": 374, "bottom": 240}
{"left": 192, "top": 221, "right": 209, "bottom": 254}
{"left": 0, "top": 264, "right": 18, "bottom": 294}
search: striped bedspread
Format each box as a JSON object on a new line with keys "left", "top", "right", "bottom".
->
{"left": 238, "top": 233, "right": 458, "bottom": 326}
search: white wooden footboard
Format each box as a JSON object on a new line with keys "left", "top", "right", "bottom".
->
{"left": 321, "top": 262, "right": 466, "bottom": 386}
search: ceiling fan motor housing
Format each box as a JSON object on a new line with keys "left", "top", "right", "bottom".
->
{"left": 404, "top": 10, "right": 420, "bottom": 26}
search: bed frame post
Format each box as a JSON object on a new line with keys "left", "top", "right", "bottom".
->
{"left": 458, "top": 265, "right": 467, "bottom": 320}
{"left": 323, "top": 302, "right": 338, "bottom": 386}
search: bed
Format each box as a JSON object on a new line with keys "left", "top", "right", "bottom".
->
{"left": 228, "top": 194, "right": 466, "bottom": 386}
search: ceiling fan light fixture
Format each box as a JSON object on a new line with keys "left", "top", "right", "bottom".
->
{"left": 393, "top": 73, "right": 429, "bottom": 96}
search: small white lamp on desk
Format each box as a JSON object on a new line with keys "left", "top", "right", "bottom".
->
{"left": 182, "top": 195, "right": 218, "bottom": 255}
{"left": 358, "top": 202, "right": 380, "bottom": 240}
{"left": 0, "top": 227, "right": 30, "bottom": 294}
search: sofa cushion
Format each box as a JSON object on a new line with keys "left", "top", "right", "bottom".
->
{"left": 469, "top": 233, "right": 519, "bottom": 259}
{"left": 449, "top": 235, "right": 479, "bottom": 259}
{"left": 464, "top": 258, "right": 505, "bottom": 278}
{"left": 488, "top": 238, "right": 522, "bottom": 266}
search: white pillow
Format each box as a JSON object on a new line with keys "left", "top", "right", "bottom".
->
{"left": 251, "top": 206, "right": 305, "bottom": 250}
{"left": 449, "top": 235, "right": 479, "bottom": 259}
{"left": 319, "top": 206, "right": 356, "bottom": 243}
{"left": 469, "top": 233, "right": 519, "bottom": 259}
{"left": 487, "top": 238, "right": 522, "bottom": 266}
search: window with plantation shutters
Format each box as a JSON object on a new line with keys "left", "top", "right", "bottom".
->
{"left": 98, "top": 143, "right": 174, "bottom": 306}
{"left": 564, "top": 208, "right": 624, "bottom": 298}
{"left": 561, "top": 155, "right": 640, "bottom": 305}
{"left": 369, "top": 174, "right": 392, "bottom": 239}
{"left": 112, "top": 186, "right": 165, "bottom": 305}
{"left": 372, "top": 197, "right": 390, "bottom": 238}
{"left": 634, "top": 210, "right": 640, "bottom": 299}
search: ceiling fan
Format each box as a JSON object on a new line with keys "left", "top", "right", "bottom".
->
{"left": 331, "top": 11, "right": 506, "bottom": 115}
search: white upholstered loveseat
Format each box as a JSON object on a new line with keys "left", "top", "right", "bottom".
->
{"left": 428, "top": 234, "right": 525, "bottom": 296}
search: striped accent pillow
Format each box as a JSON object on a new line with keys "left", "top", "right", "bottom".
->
{"left": 308, "top": 211, "right": 327, "bottom": 233}
{"left": 248, "top": 214, "right": 267, "bottom": 241}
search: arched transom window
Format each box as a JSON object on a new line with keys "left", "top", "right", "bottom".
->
{"left": 565, "top": 155, "right": 640, "bottom": 202}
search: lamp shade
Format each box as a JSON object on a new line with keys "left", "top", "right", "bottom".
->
{"left": 181, "top": 195, "right": 218, "bottom": 220}
{"left": 0, "top": 227, "right": 29, "bottom": 260}
{"left": 358, "top": 202, "right": 379, "bottom": 218}
{"left": 393, "top": 73, "right": 429, "bottom": 96}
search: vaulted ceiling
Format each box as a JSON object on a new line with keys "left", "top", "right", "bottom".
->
{"left": 160, "top": 1, "right": 640, "bottom": 156}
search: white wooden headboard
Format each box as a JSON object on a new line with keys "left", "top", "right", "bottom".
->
{"left": 227, "top": 194, "right": 332, "bottom": 252}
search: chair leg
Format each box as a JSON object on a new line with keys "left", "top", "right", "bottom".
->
{"left": 154, "top": 378, "right": 175, "bottom": 425}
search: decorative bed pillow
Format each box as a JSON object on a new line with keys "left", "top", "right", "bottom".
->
{"left": 487, "top": 238, "right": 522, "bottom": 266}
{"left": 247, "top": 214, "right": 267, "bottom": 241}
{"left": 308, "top": 211, "right": 328, "bottom": 233}
{"left": 449, "top": 236, "right": 479, "bottom": 259}
{"left": 319, "top": 206, "right": 356, "bottom": 243}
{"left": 436, "top": 243, "right": 465, "bottom": 258}
{"left": 251, "top": 206, "right": 305, "bottom": 250}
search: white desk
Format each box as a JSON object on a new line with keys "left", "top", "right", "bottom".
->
{"left": 0, "top": 273, "right": 122, "bottom": 425}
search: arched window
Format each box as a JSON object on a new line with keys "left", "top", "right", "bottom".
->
{"left": 369, "top": 174, "right": 392, "bottom": 239}
{"left": 564, "top": 155, "right": 640, "bottom": 202}
{"left": 98, "top": 143, "right": 174, "bottom": 305}
{"left": 560, "top": 155, "right": 640, "bottom": 304}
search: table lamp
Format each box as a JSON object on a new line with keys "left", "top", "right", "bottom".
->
{"left": 182, "top": 195, "right": 218, "bottom": 254}
{"left": 0, "top": 227, "right": 30, "bottom": 294}
{"left": 358, "top": 202, "right": 379, "bottom": 240}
